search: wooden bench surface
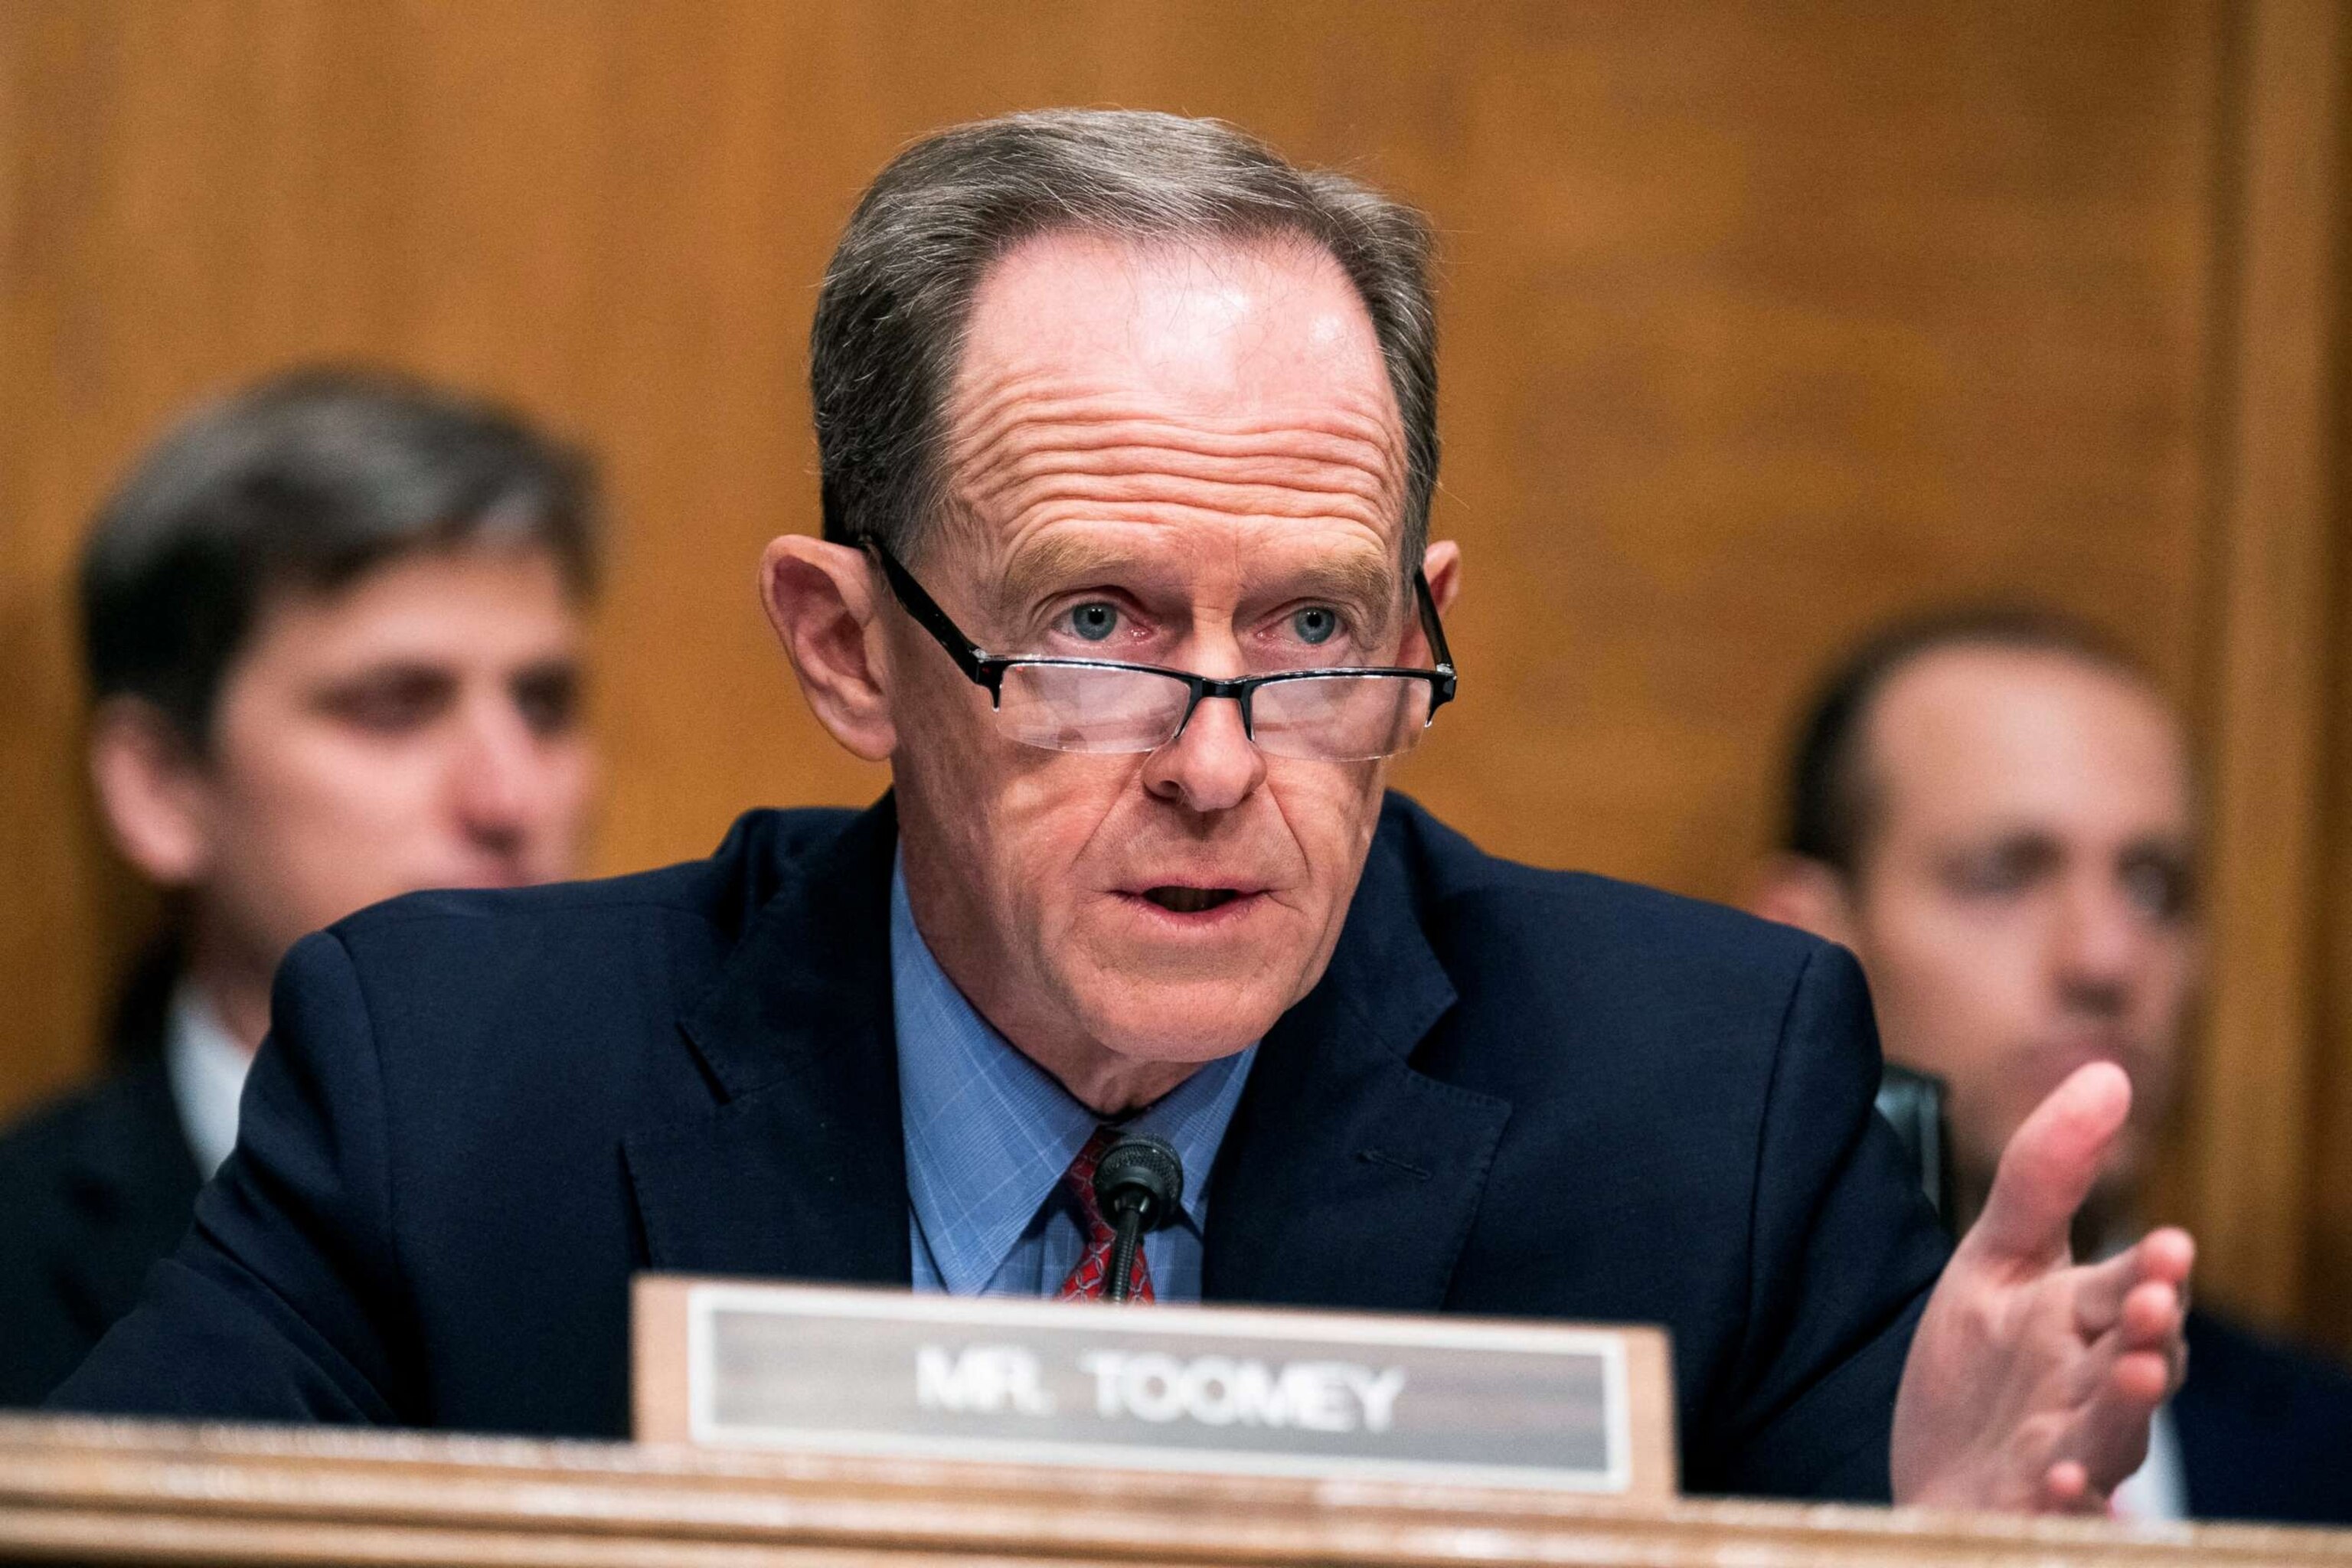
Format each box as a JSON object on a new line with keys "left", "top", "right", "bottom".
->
{"left": 2, "top": 1413, "right": 2350, "bottom": 1566}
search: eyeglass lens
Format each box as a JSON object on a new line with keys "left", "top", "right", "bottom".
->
{"left": 995, "top": 664, "right": 1434, "bottom": 761}
{"left": 1253, "top": 671, "right": 1433, "bottom": 760}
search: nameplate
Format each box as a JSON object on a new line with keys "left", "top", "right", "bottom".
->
{"left": 634, "top": 1277, "right": 1674, "bottom": 1498}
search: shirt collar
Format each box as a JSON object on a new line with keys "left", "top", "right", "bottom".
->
{"left": 164, "top": 982, "right": 253, "bottom": 1181}
{"left": 890, "top": 854, "right": 1256, "bottom": 1295}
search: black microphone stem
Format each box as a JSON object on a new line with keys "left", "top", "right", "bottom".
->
{"left": 1106, "top": 1204, "right": 1145, "bottom": 1304}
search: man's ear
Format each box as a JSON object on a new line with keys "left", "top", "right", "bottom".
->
{"left": 759, "top": 534, "right": 897, "bottom": 762}
{"left": 1749, "top": 852, "right": 1861, "bottom": 949}
{"left": 1421, "top": 538, "right": 1462, "bottom": 618}
{"left": 88, "top": 697, "right": 214, "bottom": 888}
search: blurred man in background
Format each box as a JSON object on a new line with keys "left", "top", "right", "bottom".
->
{"left": 0, "top": 368, "right": 602, "bottom": 1405}
{"left": 1753, "top": 609, "right": 2352, "bottom": 1524}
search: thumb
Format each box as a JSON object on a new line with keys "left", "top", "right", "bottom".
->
{"left": 1963, "top": 1061, "right": 2132, "bottom": 1269}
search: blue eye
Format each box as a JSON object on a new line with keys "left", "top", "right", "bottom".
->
{"left": 1291, "top": 606, "right": 1339, "bottom": 646}
{"left": 1066, "top": 603, "right": 1121, "bottom": 642}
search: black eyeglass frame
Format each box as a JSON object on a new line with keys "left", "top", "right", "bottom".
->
{"left": 865, "top": 541, "right": 1457, "bottom": 751}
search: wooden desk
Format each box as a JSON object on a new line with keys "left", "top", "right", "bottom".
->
{"left": 0, "top": 1413, "right": 2345, "bottom": 1567}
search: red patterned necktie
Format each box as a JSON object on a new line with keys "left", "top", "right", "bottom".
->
{"left": 1055, "top": 1126, "right": 1155, "bottom": 1302}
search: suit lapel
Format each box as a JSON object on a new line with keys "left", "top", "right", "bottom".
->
{"left": 624, "top": 799, "right": 913, "bottom": 1288}
{"left": 1204, "top": 815, "right": 1511, "bottom": 1312}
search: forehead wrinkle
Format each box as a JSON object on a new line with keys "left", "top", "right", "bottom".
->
{"left": 979, "top": 477, "right": 1397, "bottom": 541}
{"left": 962, "top": 443, "right": 1399, "bottom": 543}
{"left": 948, "top": 413, "right": 1406, "bottom": 560}
{"left": 951, "top": 371, "right": 1403, "bottom": 465}
{"left": 945, "top": 343, "right": 1408, "bottom": 499}
{"left": 963, "top": 413, "right": 1401, "bottom": 493}
{"left": 949, "top": 384, "right": 1403, "bottom": 505}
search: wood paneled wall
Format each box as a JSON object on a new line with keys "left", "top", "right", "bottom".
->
{"left": 5, "top": 2, "right": 2348, "bottom": 1349}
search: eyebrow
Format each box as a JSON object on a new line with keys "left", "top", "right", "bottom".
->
{"left": 993, "top": 537, "right": 1404, "bottom": 626}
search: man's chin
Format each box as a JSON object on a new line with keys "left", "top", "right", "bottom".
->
{"left": 1070, "top": 976, "right": 1298, "bottom": 1066}
{"left": 1050, "top": 905, "right": 1337, "bottom": 1065}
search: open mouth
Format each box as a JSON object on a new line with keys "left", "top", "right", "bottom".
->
{"left": 1142, "top": 886, "right": 1243, "bottom": 914}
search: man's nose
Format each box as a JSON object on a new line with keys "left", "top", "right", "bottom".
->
{"left": 449, "top": 696, "right": 548, "bottom": 855}
{"left": 2053, "top": 879, "right": 2141, "bottom": 1014}
{"left": 1140, "top": 691, "right": 1266, "bottom": 814}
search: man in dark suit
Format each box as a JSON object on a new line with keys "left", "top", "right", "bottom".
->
{"left": 1753, "top": 609, "right": 2352, "bottom": 1523}
{"left": 0, "top": 955, "right": 194, "bottom": 1410}
{"left": 0, "top": 368, "right": 601, "bottom": 1406}
{"left": 56, "top": 109, "right": 2190, "bottom": 1513}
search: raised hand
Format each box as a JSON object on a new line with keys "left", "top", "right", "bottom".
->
{"left": 1889, "top": 1062, "right": 2194, "bottom": 1512}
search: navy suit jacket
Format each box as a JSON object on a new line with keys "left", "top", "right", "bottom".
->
{"left": 2176, "top": 1309, "right": 2352, "bottom": 1525}
{"left": 0, "top": 1056, "right": 202, "bottom": 1406}
{"left": 55, "top": 795, "right": 1949, "bottom": 1500}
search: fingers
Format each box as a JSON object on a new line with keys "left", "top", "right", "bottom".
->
{"left": 2137, "top": 1227, "right": 2196, "bottom": 1286}
{"left": 2118, "top": 1280, "right": 2178, "bottom": 1348}
{"left": 2112, "top": 1347, "right": 2173, "bottom": 1404}
{"left": 2072, "top": 1229, "right": 2194, "bottom": 1338}
{"left": 2069, "top": 1249, "right": 2144, "bottom": 1337}
{"left": 2042, "top": 1459, "right": 2102, "bottom": 1514}
{"left": 1965, "top": 1063, "right": 2133, "bottom": 1270}
{"left": 2118, "top": 1285, "right": 2190, "bottom": 1400}
{"left": 2052, "top": 1332, "right": 2169, "bottom": 1498}
{"left": 2092, "top": 1357, "right": 2163, "bottom": 1471}
{"left": 2035, "top": 1230, "right": 2189, "bottom": 1504}
{"left": 2140, "top": 1229, "right": 2195, "bottom": 1394}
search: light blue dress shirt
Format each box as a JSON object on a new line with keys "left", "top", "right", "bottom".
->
{"left": 890, "top": 858, "right": 1256, "bottom": 1300}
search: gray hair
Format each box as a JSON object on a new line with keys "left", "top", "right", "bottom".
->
{"left": 82, "top": 364, "right": 599, "bottom": 744}
{"left": 811, "top": 109, "right": 1439, "bottom": 569}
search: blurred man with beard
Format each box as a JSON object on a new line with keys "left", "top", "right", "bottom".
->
{"left": 1755, "top": 609, "right": 2352, "bottom": 1524}
{"left": 0, "top": 368, "right": 601, "bottom": 1403}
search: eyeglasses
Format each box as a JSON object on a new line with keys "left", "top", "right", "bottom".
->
{"left": 867, "top": 542, "right": 1457, "bottom": 763}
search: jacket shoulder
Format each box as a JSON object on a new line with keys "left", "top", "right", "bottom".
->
{"left": 0, "top": 1080, "right": 102, "bottom": 1181}
{"left": 1379, "top": 793, "right": 1831, "bottom": 991}
{"left": 282, "top": 805, "right": 875, "bottom": 1100}
{"left": 1374, "top": 794, "right": 1870, "bottom": 1117}
{"left": 0, "top": 1057, "right": 199, "bottom": 1308}
{"left": 0, "top": 1064, "right": 171, "bottom": 1194}
{"left": 328, "top": 805, "right": 867, "bottom": 951}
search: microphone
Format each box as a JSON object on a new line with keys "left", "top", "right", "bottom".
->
{"left": 1093, "top": 1133, "right": 1184, "bottom": 1304}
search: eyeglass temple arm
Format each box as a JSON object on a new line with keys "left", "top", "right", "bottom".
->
{"left": 1413, "top": 569, "right": 1459, "bottom": 709}
{"left": 867, "top": 543, "right": 995, "bottom": 685}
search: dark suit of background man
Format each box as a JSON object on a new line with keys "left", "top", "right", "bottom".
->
{"left": 1753, "top": 610, "right": 2352, "bottom": 1525}
{"left": 57, "top": 109, "right": 2192, "bottom": 1514}
{"left": 0, "top": 368, "right": 602, "bottom": 1405}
